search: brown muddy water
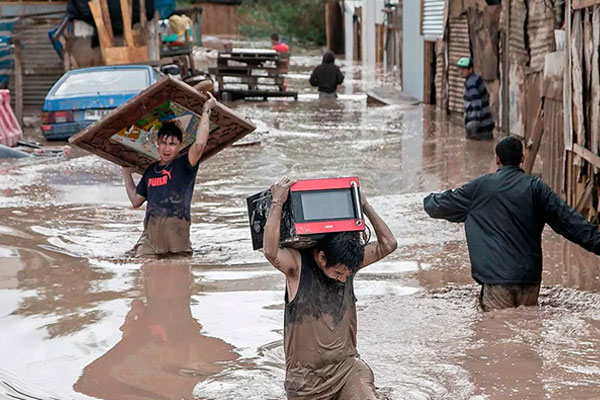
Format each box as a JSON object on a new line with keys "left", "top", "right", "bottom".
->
{"left": 1, "top": 46, "right": 600, "bottom": 400}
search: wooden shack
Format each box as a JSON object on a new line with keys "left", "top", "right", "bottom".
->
{"left": 193, "top": 0, "right": 241, "bottom": 37}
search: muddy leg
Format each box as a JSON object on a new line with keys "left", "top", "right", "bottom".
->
{"left": 336, "top": 358, "right": 377, "bottom": 400}
{"left": 479, "top": 284, "right": 517, "bottom": 311}
{"left": 515, "top": 283, "right": 541, "bottom": 307}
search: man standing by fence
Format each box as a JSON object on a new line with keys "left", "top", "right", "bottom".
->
{"left": 458, "top": 57, "right": 495, "bottom": 140}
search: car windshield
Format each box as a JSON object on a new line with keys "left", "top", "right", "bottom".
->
{"left": 52, "top": 68, "right": 150, "bottom": 97}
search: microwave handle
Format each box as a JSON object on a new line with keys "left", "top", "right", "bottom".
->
{"left": 351, "top": 181, "right": 363, "bottom": 226}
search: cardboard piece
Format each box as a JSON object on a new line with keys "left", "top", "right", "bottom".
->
{"left": 69, "top": 76, "right": 256, "bottom": 174}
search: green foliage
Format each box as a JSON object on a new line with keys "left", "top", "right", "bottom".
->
{"left": 237, "top": 0, "right": 326, "bottom": 45}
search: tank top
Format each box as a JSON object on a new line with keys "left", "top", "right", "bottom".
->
{"left": 283, "top": 249, "right": 358, "bottom": 399}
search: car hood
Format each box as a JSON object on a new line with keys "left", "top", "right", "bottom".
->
{"left": 42, "top": 92, "right": 139, "bottom": 112}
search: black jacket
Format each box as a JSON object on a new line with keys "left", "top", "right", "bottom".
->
{"left": 309, "top": 63, "right": 344, "bottom": 94}
{"left": 424, "top": 166, "right": 600, "bottom": 285}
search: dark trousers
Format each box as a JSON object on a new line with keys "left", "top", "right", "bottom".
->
{"left": 479, "top": 283, "right": 541, "bottom": 311}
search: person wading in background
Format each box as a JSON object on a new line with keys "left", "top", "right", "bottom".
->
{"left": 423, "top": 136, "right": 600, "bottom": 311}
{"left": 263, "top": 177, "right": 397, "bottom": 399}
{"left": 457, "top": 57, "right": 495, "bottom": 140}
{"left": 309, "top": 51, "right": 344, "bottom": 98}
{"left": 121, "top": 93, "right": 217, "bottom": 257}
{"left": 271, "top": 33, "right": 289, "bottom": 53}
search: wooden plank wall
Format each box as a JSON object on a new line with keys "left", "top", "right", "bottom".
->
{"left": 201, "top": 3, "right": 238, "bottom": 36}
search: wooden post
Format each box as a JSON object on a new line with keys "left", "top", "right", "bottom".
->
{"left": 147, "top": 11, "right": 160, "bottom": 61}
{"left": 503, "top": 0, "right": 510, "bottom": 136}
{"left": 13, "top": 37, "right": 22, "bottom": 126}
{"left": 523, "top": 103, "right": 544, "bottom": 174}
{"left": 565, "top": 0, "right": 574, "bottom": 202}
{"left": 140, "top": 0, "right": 147, "bottom": 39}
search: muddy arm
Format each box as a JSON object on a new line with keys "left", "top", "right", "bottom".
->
{"left": 263, "top": 178, "right": 301, "bottom": 277}
{"left": 360, "top": 196, "right": 397, "bottom": 269}
{"left": 122, "top": 168, "right": 145, "bottom": 208}
{"left": 188, "top": 92, "right": 216, "bottom": 168}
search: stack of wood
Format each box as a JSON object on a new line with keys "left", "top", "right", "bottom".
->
{"left": 88, "top": 0, "right": 149, "bottom": 65}
{"left": 209, "top": 48, "right": 297, "bottom": 100}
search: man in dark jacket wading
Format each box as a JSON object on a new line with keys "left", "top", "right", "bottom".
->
{"left": 423, "top": 136, "right": 600, "bottom": 311}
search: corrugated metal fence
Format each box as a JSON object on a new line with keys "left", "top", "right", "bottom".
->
{"left": 447, "top": 15, "right": 470, "bottom": 113}
{"left": 422, "top": 0, "right": 445, "bottom": 40}
{"left": 9, "top": 19, "right": 63, "bottom": 115}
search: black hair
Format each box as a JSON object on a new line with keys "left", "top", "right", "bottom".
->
{"left": 157, "top": 121, "right": 183, "bottom": 143}
{"left": 316, "top": 232, "right": 365, "bottom": 274}
{"left": 495, "top": 136, "right": 523, "bottom": 166}
{"left": 271, "top": 33, "right": 279, "bottom": 42}
{"left": 322, "top": 51, "right": 335, "bottom": 64}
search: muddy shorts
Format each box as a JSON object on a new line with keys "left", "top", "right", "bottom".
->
{"left": 286, "top": 358, "right": 376, "bottom": 400}
{"left": 479, "top": 283, "right": 541, "bottom": 311}
{"left": 133, "top": 217, "right": 192, "bottom": 258}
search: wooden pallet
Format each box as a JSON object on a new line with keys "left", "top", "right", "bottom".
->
{"left": 222, "top": 89, "right": 298, "bottom": 101}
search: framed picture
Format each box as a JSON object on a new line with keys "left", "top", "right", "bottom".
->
{"left": 69, "top": 76, "right": 256, "bottom": 174}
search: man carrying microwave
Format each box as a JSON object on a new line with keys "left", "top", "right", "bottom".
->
{"left": 262, "top": 177, "right": 397, "bottom": 400}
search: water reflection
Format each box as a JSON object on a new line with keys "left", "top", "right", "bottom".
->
{"left": 464, "top": 309, "right": 545, "bottom": 398}
{"left": 74, "top": 261, "right": 238, "bottom": 400}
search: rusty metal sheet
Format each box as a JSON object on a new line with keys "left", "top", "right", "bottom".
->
{"left": 543, "top": 51, "right": 564, "bottom": 100}
{"left": 541, "top": 99, "right": 565, "bottom": 197}
{"left": 467, "top": 6, "right": 501, "bottom": 81}
{"left": 434, "top": 39, "right": 446, "bottom": 109}
{"left": 509, "top": 64, "right": 526, "bottom": 137}
{"left": 528, "top": 0, "right": 556, "bottom": 72}
{"left": 509, "top": 0, "right": 529, "bottom": 65}
{"left": 447, "top": 15, "right": 470, "bottom": 113}
{"left": 69, "top": 76, "right": 256, "bottom": 175}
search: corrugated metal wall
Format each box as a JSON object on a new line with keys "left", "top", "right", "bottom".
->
{"left": 9, "top": 20, "right": 64, "bottom": 115}
{"left": 422, "top": 0, "right": 445, "bottom": 40}
{"left": 447, "top": 15, "right": 470, "bottom": 113}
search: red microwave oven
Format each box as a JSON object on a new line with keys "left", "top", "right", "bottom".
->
{"left": 246, "top": 177, "right": 364, "bottom": 250}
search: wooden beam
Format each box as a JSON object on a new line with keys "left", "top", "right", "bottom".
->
{"left": 523, "top": 103, "right": 544, "bottom": 174}
{"left": 98, "top": 0, "right": 114, "bottom": 46}
{"left": 573, "top": 0, "right": 600, "bottom": 10}
{"left": 575, "top": 180, "right": 593, "bottom": 213}
{"left": 120, "top": 0, "right": 135, "bottom": 47}
{"left": 572, "top": 143, "right": 600, "bottom": 168}
{"left": 88, "top": 0, "right": 113, "bottom": 50}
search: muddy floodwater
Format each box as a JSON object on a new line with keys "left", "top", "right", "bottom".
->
{"left": 2, "top": 45, "right": 600, "bottom": 400}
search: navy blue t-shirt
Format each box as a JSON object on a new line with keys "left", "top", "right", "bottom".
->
{"left": 136, "top": 155, "right": 199, "bottom": 222}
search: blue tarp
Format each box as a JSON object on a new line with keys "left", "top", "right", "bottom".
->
{"left": 0, "top": 18, "right": 17, "bottom": 86}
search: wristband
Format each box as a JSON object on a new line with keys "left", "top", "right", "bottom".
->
{"left": 271, "top": 200, "right": 283, "bottom": 208}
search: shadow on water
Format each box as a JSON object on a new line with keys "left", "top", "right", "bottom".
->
{"left": 1, "top": 39, "right": 600, "bottom": 399}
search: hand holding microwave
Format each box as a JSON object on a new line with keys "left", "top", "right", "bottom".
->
{"left": 246, "top": 177, "right": 365, "bottom": 250}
